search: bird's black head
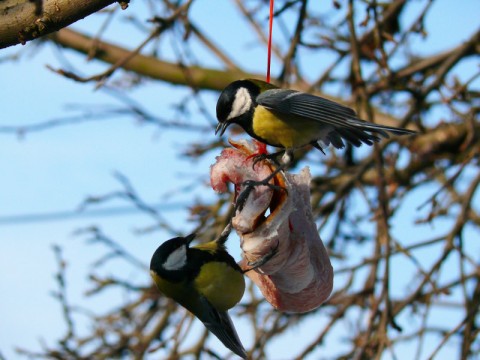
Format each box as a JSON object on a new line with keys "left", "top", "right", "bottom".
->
{"left": 150, "top": 233, "right": 196, "bottom": 282}
{"left": 215, "top": 79, "right": 261, "bottom": 136}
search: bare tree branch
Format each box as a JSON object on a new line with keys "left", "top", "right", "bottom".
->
{"left": 5, "top": 1, "right": 479, "bottom": 359}
{"left": 48, "top": 28, "right": 254, "bottom": 90}
{"left": 0, "top": 0, "right": 119, "bottom": 49}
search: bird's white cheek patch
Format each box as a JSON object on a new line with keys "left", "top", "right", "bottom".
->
{"left": 163, "top": 245, "right": 187, "bottom": 271}
{"left": 227, "top": 87, "right": 252, "bottom": 120}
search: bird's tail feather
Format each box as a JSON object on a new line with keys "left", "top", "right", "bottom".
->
{"left": 347, "top": 118, "right": 416, "bottom": 137}
{"left": 323, "top": 118, "right": 415, "bottom": 149}
{"left": 198, "top": 297, "right": 247, "bottom": 359}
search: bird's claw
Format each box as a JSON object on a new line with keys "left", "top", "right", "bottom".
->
{"left": 233, "top": 177, "right": 287, "bottom": 214}
{"left": 252, "top": 153, "right": 267, "bottom": 169}
{"left": 233, "top": 185, "right": 251, "bottom": 214}
{"left": 242, "top": 179, "right": 285, "bottom": 193}
{"left": 248, "top": 152, "right": 280, "bottom": 169}
{"left": 242, "top": 240, "right": 280, "bottom": 273}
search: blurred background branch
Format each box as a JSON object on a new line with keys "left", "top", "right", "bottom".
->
{"left": 1, "top": 0, "right": 479, "bottom": 359}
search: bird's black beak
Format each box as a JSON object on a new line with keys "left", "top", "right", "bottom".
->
{"left": 215, "top": 122, "right": 229, "bottom": 136}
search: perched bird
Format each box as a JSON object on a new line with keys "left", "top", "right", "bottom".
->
{"left": 150, "top": 233, "right": 247, "bottom": 359}
{"left": 216, "top": 79, "right": 416, "bottom": 162}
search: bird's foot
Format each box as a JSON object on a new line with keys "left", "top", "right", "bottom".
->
{"left": 234, "top": 167, "right": 287, "bottom": 214}
{"left": 215, "top": 222, "right": 232, "bottom": 245}
{"left": 247, "top": 151, "right": 283, "bottom": 169}
{"left": 242, "top": 240, "right": 279, "bottom": 273}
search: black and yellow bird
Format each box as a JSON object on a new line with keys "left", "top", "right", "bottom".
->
{"left": 216, "top": 79, "right": 416, "bottom": 162}
{"left": 150, "top": 233, "right": 247, "bottom": 359}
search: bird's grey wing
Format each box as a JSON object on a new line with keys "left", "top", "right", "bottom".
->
{"left": 257, "top": 89, "right": 415, "bottom": 148}
{"left": 196, "top": 296, "right": 247, "bottom": 359}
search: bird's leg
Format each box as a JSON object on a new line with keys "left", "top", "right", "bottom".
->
{"left": 243, "top": 166, "right": 287, "bottom": 192}
{"left": 234, "top": 150, "right": 293, "bottom": 213}
{"left": 241, "top": 240, "right": 279, "bottom": 273}
{"left": 233, "top": 165, "right": 288, "bottom": 214}
{"left": 215, "top": 222, "right": 232, "bottom": 245}
{"left": 250, "top": 149, "right": 286, "bottom": 169}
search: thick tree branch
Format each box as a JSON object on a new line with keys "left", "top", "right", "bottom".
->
{"left": 0, "top": 0, "right": 118, "bottom": 49}
{"left": 48, "top": 28, "right": 418, "bottom": 131}
{"left": 48, "top": 28, "right": 254, "bottom": 91}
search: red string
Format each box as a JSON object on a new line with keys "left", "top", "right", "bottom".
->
{"left": 266, "top": 0, "right": 275, "bottom": 83}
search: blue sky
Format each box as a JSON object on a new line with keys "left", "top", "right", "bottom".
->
{"left": 1, "top": 1, "right": 479, "bottom": 359}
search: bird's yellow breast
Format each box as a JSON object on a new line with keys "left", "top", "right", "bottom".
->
{"left": 150, "top": 270, "right": 189, "bottom": 300}
{"left": 195, "top": 261, "right": 245, "bottom": 312}
{"left": 252, "top": 106, "right": 321, "bottom": 148}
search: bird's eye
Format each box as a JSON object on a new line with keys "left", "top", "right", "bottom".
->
{"left": 163, "top": 245, "right": 187, "bottom": 271}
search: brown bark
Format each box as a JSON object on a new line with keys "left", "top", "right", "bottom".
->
{"left": 48, "top": 28, "right": 254, "bottom": 91}
{"left": 0, "top": 0, "right": 116, "bottom": 49}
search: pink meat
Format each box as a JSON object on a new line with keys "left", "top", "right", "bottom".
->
{"left": 210, "top": 140, "right": 333, "bottom": 313}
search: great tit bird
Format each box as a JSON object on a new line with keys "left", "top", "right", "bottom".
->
{"left": 150, "top": 233, "right": 247, "bottom": 359}
{"left": 216, "top": 79, "right": 416, "bottom": 160}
